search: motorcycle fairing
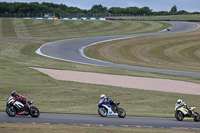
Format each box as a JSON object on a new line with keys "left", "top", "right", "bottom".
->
{"left": 177, "top": 107, "right": 188, "bottom": 115}
{"left": 101, "top": 104, "right": 118, "bottom": 116}
{"left": 14, "top": 101, "right": 24, "bottom": 110}
{"left": 7, "top": 96, "right": 25, "bottom": 112}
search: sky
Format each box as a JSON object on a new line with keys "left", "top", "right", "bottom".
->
{"left": 1, "top": 0, "right": 200, "bottom": 12}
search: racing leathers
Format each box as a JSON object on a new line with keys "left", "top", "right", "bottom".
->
{"left": 100, "top": 97, "right": 117, "bottom": 112}
{"left": 13, "top": 94, "right": 29, "bottom": 110}
{"left": 175, "top": 101, "right": 192, "bottom": 116}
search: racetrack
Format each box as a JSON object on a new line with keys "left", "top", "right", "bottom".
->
{"left": 1, "top": 21, "right": 200, "bottom": 130}
{"left": 37, "top": 21, "right": 200, "bottom": 77}
{"left": 1, "top": 112, "right": 200, "bottom": 130}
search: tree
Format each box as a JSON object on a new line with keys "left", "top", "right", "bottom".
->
{"left": 125, "top": 7, "right": 139, "bottom": 15}
{"left": 192, "top": 11, "right": 200, "bottom": 14}
{"left": 108, "top": 7, "right": 125, "bottom": 14}
{"left": 0, "top": 2, "right": 199, "bottom": 17}
{"left": 170, "top": 5, "right": 177, "bottom": 13}
{"left": 90, "top": 4, "right": 107, "bottom": 13}
{"left": 177, "top": 10, "right": 189, "bottom": 15}
{"left": 153, "top": 11, "right": 169, "bottom": 15}
{"left": 139, "top": 6, "right": 152, "bottom": 15}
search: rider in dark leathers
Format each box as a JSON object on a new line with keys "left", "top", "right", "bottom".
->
{"left": 11, "top": 91, "right": 29, "bottom": 110}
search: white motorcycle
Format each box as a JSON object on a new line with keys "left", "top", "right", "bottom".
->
{"left": 98, "top": 99, "right": 126, "bottom": 118}
{"left": 6, "top": 96, "right": 40, "bottom": 117}
{"left": 174, "top": 103, "right": 199, "bottom": 122}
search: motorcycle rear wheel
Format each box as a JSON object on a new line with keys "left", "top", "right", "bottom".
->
{"left": 29, "top": 106, "right": 40, "bottom": 118}
{"left": 194, "top": 112, "right": 200, "bottom": 122}
{"left": 118, "top": 108, "right": 126, "bottom": 118}
{"left": 98, "top": 107, "right": 107, "bottom": 117}
{"left": 6, "top": 106, "right": 16, "bottom": 117}
{"left": 175, "top": 111, "right": 184, "bottom": 121}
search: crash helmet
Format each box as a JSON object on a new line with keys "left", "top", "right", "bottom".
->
{"left": 100, "top": 94, "right": 106, "bottom": 99}
{"left": 177, "top": 99, "right": 183, "bottom": 104}
{"left": 11, "top": 91, "right": 17, "bottom": 97}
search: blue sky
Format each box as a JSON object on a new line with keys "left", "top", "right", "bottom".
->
{"left": 1, "top": 0, "right": 200, "bottom": 12}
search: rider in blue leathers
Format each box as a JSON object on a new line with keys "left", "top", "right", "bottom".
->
{"left": 100, "top": 94, "right": 117, "bottom": 112}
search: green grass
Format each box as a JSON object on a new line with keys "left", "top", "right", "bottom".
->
{"left": 120, "top": 14, "right": 200, "bottom": 21}
{"left": 0, "top": 18, "right": 171, "bottom": 41}
{"left": 0, "top": 18, "right": 200, "bottom": 118}
{"left": 0, "top": 40, "right": 200, "bottom": 117}
{"left": 85, "top": 23, "right": 200, "bottom": 73}
{"left": 1, "top": 123, "right": 199, "bottom": 133}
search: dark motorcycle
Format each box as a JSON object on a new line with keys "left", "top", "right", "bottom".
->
{"left": 6, "top": 96, "right": 40, "bottom": 118}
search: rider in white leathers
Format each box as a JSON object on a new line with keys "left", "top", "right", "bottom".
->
{"left": 175, "top": 99, "right": 192, "bottom": 115}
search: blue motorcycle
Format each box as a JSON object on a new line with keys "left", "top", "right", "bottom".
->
{"left": 98, "top": 100, "right": 126, "bottom": 118}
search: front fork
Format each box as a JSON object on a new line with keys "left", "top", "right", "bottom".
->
{"left": 10, "top": 106, "right": 14, "bottom": 112}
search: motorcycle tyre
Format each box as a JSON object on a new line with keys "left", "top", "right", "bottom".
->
{"left": 194, "top": 112, "right": 200, "bottom": 122}
{"left": 98, "top": 107, "right": 107, "bottom": 117}
{"left": 29, "top": 106, "right": 40, "bottom": 118}
{"left": 175, "top": 111, "right": 184, "bottom": 121}
{"left": 118, "top": 108, "right": 126, "bottom": 118}
{"left": 6, "top": 106, "right": 16, "bottom": 117}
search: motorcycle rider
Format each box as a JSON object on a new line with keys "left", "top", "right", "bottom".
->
{"left": 175, "top": 99, "right": 192, "bottom": 115}
{"left": 100, "top": 94, "right": 117, "bottom": 112}
{"left": 11, "top": 91, "right": 29, "bottom": 111}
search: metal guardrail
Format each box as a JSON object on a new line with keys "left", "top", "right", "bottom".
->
{"left": 1, "top": 13, "right": 200, "bottom": 21}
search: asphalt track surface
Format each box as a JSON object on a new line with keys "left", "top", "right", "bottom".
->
{"left": 37, "top": 21, "right": 200, "bottom": 77}
{"left": 1, "top": 112, "right": 200, "bottom": 130}
{"left": 1, "top": 21, "right": 200, "bottom": 130}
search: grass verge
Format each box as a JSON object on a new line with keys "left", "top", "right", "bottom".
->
{"left": 0, "top": 18, "right": 171, "bottom": 41}
{"left": 0, "top": 18, "right": 199, "bottom": 117}
{"left": 0, "top": 123, "right": 199, "bottom": 133}
{"left": 0, "top": 41, "right": 200, "bottom": 117}
{"left": 85, "top": 23, "right": 200, "bottom": 73}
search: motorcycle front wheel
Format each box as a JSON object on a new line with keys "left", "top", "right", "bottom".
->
{"left": 118, "top": 108, "right": 126, "bottom": 118}
{"left": 29, "top": 106, "right": 40, "bottom": 118}
{"left": 98, "top": 107, "right": 107, "bottom": 117}
{"left": 175, "top": 111, "right": 184, "bottom": 121}
{"left": 6, "top": 106, "right": 16, "bottom": 117}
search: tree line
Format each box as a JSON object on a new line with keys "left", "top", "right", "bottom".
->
{"left": 0, "top": 2, "right": 199, "bottom": 17}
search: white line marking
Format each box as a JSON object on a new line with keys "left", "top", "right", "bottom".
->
{"left": 192, "top": 128, "right": 200, "bottom": 130}
{"left": 79, "top": 36, "right": 135, "bottom": 63}
{"left": 80, "top": 22, "right": 200, "bottom": 64}
{"left": 82, "top": 124, "right": 91, "bottom": 126}
{"left": 1, "top": 121, "right": 200, "bottom": 130}
{"left": 36, "top": 22, "right": 200, "bottom": 71}
{"left": 96, "top": 124, "right": 104, "bottom": 126}
{"left": 121, "top": 125, "right": 129, "bottom": 127}
{"left": 133, "top": 125, "right": 141, "bottom": 128}
{"left": 143, "top": 126, "right": 153, "bottom": 128}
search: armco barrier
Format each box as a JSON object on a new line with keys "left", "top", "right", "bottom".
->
{"left": 23, "top": 17, "right": 106, "bottom": 20}
{"left": 24, "top": 17, "right": 59, "bottom": 20}
{"left": 62, "top": 17, "right": 106, "bottom": 20}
